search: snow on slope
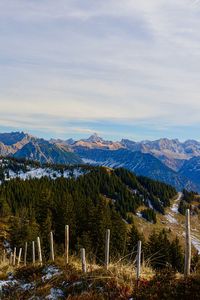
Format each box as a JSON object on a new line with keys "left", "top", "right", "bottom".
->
{"left": 165, "top": 192, "right": 200, "bottom": 253}
{"left": 3, "top": 167, "right": 87, "bottom": 182}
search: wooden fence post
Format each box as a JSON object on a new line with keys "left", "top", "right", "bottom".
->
{"left": 184, "top": 209, "right": 191, "bottom": 277}
{"left": 105, "top": 229, "right": 110, "bottom": 270}
{"left": 65, "top": 225, "right": 69, "bottom": 265}
{"left": 136, "top": 240, "right": 142, "bottom": 282}
{"left": 50, "top": 232, "right": 55, "bottom": 261}
{"left": 24, "top": 242, "right": 27, "bottom": 266}
{"left": 32, "top": 241, "right": 35, "bottom": 265}
{"left": 37, "top": 237, "right": 43, "bottom": 266}
{"left": 13, "top": 247, "right": 16, "bottom": 266}
{"left": 18, "top": 248, "right": 22, "bottom": 267}
{"left": 81, "top": 248, "right": 87, "bottom": 273}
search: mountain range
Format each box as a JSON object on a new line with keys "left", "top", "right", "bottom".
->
{"left": 1, "top": 131, "right": 200, "bottom": 191}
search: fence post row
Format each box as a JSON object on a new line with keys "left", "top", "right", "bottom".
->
{"left": 184, "top": 209, "right": 191, "bottom": 277}
{"left": 3, "top": 222, "right": 194, "bottom": 280}
{"left": 105, "top": 229, "right": 110, "bottom": 270}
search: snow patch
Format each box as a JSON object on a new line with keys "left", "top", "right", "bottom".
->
{"left": 42, "top": 266, "right": 62, "bottom": 282}
{"left": 3, "top": 167, "right": 86, "bottom": 182}
{"left": 20, "top": 282, "right": 35, "bottom": 291}
{"left": 165, "top": 213, "right": 178, "bottom": 224}
{"left": 191, "top": 235, "right": 200, "bottom": 253}
{"left": 45, "top": 288, "right": 65, "bottom": 299}
{"left": 0, "top": 279, "right": 18, "bottom": 293}
{"left": 3, "top": 240, "right": 12, "bottom": 254}
{"left": 136, "top": 212, "right": 143, "bottom": 218}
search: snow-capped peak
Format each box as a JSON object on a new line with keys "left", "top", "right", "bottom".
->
{"left": 85, "top": 133, "right": 103, "bottom": 143}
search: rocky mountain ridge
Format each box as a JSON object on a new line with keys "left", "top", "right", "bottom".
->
{"left": 1, "top": 131, "right": 200, "bottom": 191}
{"left": 0, "top": 132, "right": 81, "bottom": 165}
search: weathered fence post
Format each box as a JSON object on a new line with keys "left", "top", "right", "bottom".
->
{"left": 13, "top": 247, "right": 16, "bottom": 266}
{"left": 81, "top": 248, "right": 87, "bottom": 273}
{"left": 184, "top": 209, "right": 191, "bottom": 277}
{"left": 37, "top": 237, "right": 43, "bottom": 266}
{"left": 24, "top": 242, "right": 27, "bottom": 266}
{"left": 65, "top": 225, "right": 69, "bottom": 265}
{"left": 18, "top": 248, "right": 22, "bottom": 267}
{"left": 50, "top": 231, "right": 55, "bottom": 261}
{"left": 105, "top": 229, "right": 110, "bottom": 270}
{"left": 32, "top": 241, "right": 35, "bottom": 265}
{"left": 136, "top": 240, "right": 142, "bottom": 282}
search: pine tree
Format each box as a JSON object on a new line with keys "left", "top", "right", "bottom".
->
{"left": 169, "top": 236, "right": 184, "bottom": 272}
{"left": 127, "top": 222, "right": 145, "bottom": 255}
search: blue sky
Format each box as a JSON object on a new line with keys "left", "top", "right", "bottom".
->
{"left": 1, "top": 0, "right": 200, "bottom": 141}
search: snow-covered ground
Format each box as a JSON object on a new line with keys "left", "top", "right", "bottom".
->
{"left": 46, "top": 288, "right": 64, "bottom": 299}
{"left": 2, "top": 167, "right": 87, "bottom": 182}
{"left": 0, "top": 265, "right": 65, "bottom": 299}
{"left": 42, "top": 266, "right": 62, "bottom": 282}
{"left": 171, "top": 192, "right": 182, "bottom": 214}
{"left": 165, "top": 213, "right": 178, "bottom": 224}
{"left": 166, "top": 192, "right": 200, "bottom": 253}
{"left": 165, "top": 192, "right": 182, "bottom": 224}
{"left": 191, "top": 235, "right": 200, "bottom": 253}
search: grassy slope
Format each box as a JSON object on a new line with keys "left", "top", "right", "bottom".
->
{"left": 133, "top": 193, "right": 200, "bottom": 252}
{"left": 1, "top": 256, "right": 200, "bottom": 299}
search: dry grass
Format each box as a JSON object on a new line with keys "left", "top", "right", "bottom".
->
{"left": 0, "top": 254, "right": 155, "bottom": 299}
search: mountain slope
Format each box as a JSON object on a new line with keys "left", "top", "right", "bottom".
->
{"left": 14, "top": 139, "right": 82, "bottom": 164}
{"left": 71, "top": 133, "right": 123, "bottom": 150}
{"left": 71, "top": 135, "right": 200, "bottom": 171}
{"left": 75, "top": 148, "right": 197, "bottom": 191}
{"left": 0, "top": 158, "right": 177, "bottom": 217}
{"left": 121, "top": 138, "right": 194, "bottom": 171}
{"left": 179, "top": 156, "right": 200, "bottom": 187}
{"left": 0, "top": 132, "right": 82, "bottom": 165}
{"left": 0, "top": 131, "right": 32, "bottom": 156}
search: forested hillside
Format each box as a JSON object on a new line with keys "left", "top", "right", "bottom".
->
{"left": 0, "top": 159, "right": 183, "bottom": 270}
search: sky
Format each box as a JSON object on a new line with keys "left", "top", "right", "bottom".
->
{"left": 1, "top": 0, "right": 200, "bottom": 141}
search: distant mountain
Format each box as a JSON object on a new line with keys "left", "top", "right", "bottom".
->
{"left": 71, "top": 135, "right": 200, "bottom": 172}
{"left": 71, "top": 133, "right": 123, "bottom": 150}
{"left": 0, "top": 131, "right": 32, "bottom": 156}
{"left": 2, "top": 131, "right": 200, "bottom": 191}
{"left": 120, "top": 138, "right": 200, "bottom": 171}
{"left": 0, "top": 132, "right": 81, "bottom": 165}
{"left": 75, "top": 148, "right": 197, "bottom": 191}
{"left": 14, "top": 138, "right": 82, "bottom": 164}
{"left": 0, "top": 131, "right": 30, "bottom": 145}
{"left": 179, "top": 156, "right": 200, "bottom": 187}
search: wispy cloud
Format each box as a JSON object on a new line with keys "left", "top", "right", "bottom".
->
{"left": 1, "top": 0, "right": 200, "bottom": 139}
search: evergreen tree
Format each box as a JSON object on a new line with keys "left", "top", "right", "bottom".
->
{"left": 170, "top": 236, "right": 184, "bottom": 272}
{"left": 127, "top": 223, "right": 145, "bottom": 255}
